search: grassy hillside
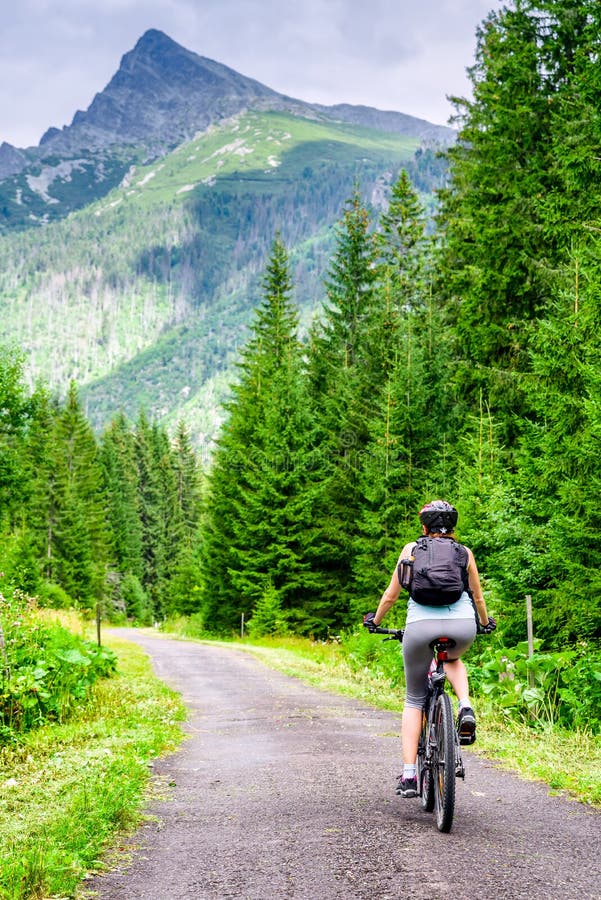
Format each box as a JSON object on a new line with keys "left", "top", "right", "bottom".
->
{"left": 0, "top": 110, "right": 420, "bottom": 443}
{"left": 91, "top": 111, "right": 419, "bottom": 213}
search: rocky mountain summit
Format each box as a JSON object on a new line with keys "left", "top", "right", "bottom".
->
{"left": 38, "top": 30, "right": 288, "bottom": 156}
{"left": 37, "top": 29, "right": 452, "bottom": 155}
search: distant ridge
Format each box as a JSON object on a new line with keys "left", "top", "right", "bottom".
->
{"left": 312, "top": 103, "right": 453, "bottom": 144}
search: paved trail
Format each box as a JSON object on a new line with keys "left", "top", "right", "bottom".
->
{"left": 86, "top": 631, "right": 600, "bottom": 900}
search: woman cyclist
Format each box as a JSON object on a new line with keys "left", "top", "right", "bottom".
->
{"left": 364, "top": 500, "right": 495, "bottom": 798}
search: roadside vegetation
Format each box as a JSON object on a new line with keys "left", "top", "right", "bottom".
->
{"left": 0, "top": 606, "right": 185, "bottom": 900}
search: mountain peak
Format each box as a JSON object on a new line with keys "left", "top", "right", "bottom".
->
{"left": 125, "top": 28, "right": 201, "bottom": 73}
{"left": 39, "top": 30, "right": 280, "bottom": 155}
{"left": 135, "top": 28, "right": 176, "bottom": 48}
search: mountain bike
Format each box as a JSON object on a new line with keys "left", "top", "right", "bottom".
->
{"left": 369, "top": 626, "right": 464, "bottom": 833}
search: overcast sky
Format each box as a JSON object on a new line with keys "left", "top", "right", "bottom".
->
{"left": 1, "top": 0, "right": 498, "bottom": 149}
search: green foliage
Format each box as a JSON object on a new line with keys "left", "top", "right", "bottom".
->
{"left": 247, "top": 582, "right": 289, "bottom": 637}
{"left": 0, "top": 634, "right": 185, "bottom": 900}
{"left": 38, "top": 582, "right": 74, "bottom": 610}
{"left": 0, "top": 590, "right": 116, "bottom": 739}
{"left": 121, "top": 573, "right": 153, "bottom": 625}
{"left": 468, "top": 639, "right": 601, "bottom": 734}
{"left": 200, "top": 237, "right": 326, "bottom": 633}
{"left": 0, "top": 346, "right": 31, "bottom": 521}
{"left": 305, "top": 191, "right": 382, "bottom": 623}
{"left": 161, "top": 611, "right": 207, "bottom": 639}
{"left": 338, "top": 628, "right": 405, "bottom": 689}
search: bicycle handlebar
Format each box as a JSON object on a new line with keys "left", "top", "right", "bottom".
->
{"left": 368, "top": 626, "right": 404, "bottom": 640}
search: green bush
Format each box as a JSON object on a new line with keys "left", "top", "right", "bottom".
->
{"left": 38, "top": 581, "right": 74, "bottom": 609}
{"left": 0, "top": 589, "right": 117, "bottom": 739}
{"left": 467, "top": 639, "right": 601, "bottom": 733}
{"left": 339, "top": 628, "right": 405, "bottom": 689}
{"left": 161, "top": 612, "right": 206, "bottom": 639}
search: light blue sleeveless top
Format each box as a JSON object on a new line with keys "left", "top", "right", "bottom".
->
{"left": 406, "top": 591, "right": 475, "bottom": 624}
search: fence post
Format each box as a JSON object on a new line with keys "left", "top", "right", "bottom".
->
{"left": 96, "top": 602, "right": 102, "bottom": 647}
{"left": 526, "top": 594, "right": 534, "bottom": 688}
{"left": 241, "top": 613, "right": 245, "bottom": 639}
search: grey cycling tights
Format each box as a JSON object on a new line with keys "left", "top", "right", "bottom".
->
{"left": 402, "top": 618, "right": 477, "bottom": 709}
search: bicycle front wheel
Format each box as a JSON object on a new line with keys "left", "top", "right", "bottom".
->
{"left": 432, "top": 693, "right": 455, "bottom": 833}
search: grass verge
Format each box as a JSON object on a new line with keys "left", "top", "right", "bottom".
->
{"left": 166, "top": 630, "right": 601, "bottom": 807}
{"left": 0, "top": 634, "right": 186, "bottom": 900}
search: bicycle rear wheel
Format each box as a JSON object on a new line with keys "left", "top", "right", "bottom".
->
{"left": 432, "top": 693, "right": 455, "bottom": 832}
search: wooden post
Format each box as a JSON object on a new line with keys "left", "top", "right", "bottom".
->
{"left": 96, "top": 602, "right": 102, "bottom": 647}
{"left": 526, "top": 594, "right": 534, "bottom": 688}
{"left": 241, "top": 613, "right": 245, "bottom": 639}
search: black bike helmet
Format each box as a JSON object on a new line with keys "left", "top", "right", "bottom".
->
{"left": 419, "top": 500, "right": 458, "bottom": 534}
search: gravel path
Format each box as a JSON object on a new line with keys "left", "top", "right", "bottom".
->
{"left": 85, "top": 630, "right": 601, "bottom": 900}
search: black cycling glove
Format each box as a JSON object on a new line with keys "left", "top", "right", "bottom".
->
{"left": 477, "top": 616, "right": 497, "bottom": 635}
{"left": 363, "top": 612, "right": 377, "bottom": 632}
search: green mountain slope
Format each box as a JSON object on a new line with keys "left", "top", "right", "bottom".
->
{"left": 90, "top": 111, "right": 419, "bottom": 212}
{"left": 0, "top": 110, "right": 423, "bottom": 443}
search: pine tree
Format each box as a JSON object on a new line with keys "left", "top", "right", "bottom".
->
{"left": 516, "top": 241, "right": 601, "bottom": 643}
{"left": 24, "top": 387, "right": 61, "bottom": 591}
{"left": 352, "top": 247, "right": 450, "bottom": 612}
{"left": 100, "top": 414, "right": 143, "bottom": 578}
{"left": 99, "top": 413, "right": 145, "bottom": 616}
{"left": 377, "top": 169, "right": 429, "bottom": 307}
{"left": 0, "top": 346, "right": 31, "bottom": 525}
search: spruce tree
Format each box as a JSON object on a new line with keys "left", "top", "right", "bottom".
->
{"left": 99, "top": 413, "right": 145, "bottom": 616}
{"left": 352, "top": 177, "right": 449, "bottom": 613}
{"left": 516, "top": 242, "right": 601, "bottom": 643}
{"left": 24, "top": 386, "right": 60, "bottom": 591}
{"left": 377, "top": 169, "right": 429, "bottom": 309}
{"left": 436, "top": 2, "right": 555, "bottom": 436}
{"left": 163, "top": 421, "right": 203, "bottom": 617}
{"left": 0, "top": 346, "right": 31, "bottom": 523}
{"left": 100, "top": 414, "right": 143, "bottom": 578}
{"left": 50, "top": 382, "right": 108, "bottom": 607}
{"left": 305, "top": 191, "right": 382, "bottom": 619}
{"left": 134, "top": 411, "right": 165, "bottom": 619}
{"left": 200, "top": 237, "right": 323, "bottom": 632}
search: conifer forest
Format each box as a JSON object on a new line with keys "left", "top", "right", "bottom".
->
{"left": 1, "top": 1, "right": 601, "bottom": 676}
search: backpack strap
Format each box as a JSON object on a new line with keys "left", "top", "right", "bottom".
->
{"left": 396, "top": 542, "right": 417, "bottom": 589}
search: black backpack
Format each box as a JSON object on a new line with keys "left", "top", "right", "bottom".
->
{"left": 400, "top": 536, "right": 469, "bottom": 607}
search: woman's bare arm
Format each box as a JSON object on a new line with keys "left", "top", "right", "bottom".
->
{"left": 466, "top": 547, "right": 489, "bottom": 626}
{"left": 373, "top": 542, "right": 414, "bottom": 624}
